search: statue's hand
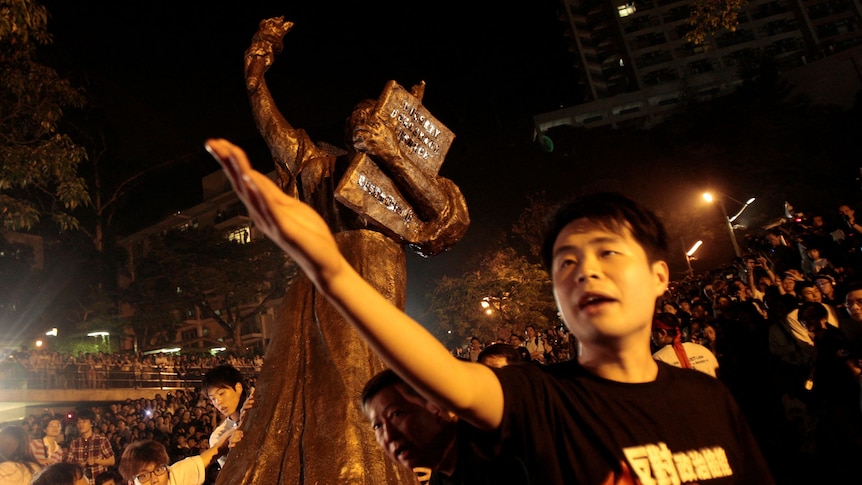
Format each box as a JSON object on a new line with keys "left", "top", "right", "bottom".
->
{"left": 245, "top": 17, "right": 294, "bottom": 87}
{"left": 205, "top": 139, "right": 345, "bottom": 288}
{"left": 350, "top": 103, "right": 401, "bottom": 165}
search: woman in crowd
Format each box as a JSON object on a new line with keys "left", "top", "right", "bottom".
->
{"left": 30, "top": 415, "right": 65, "bottom": 466}
{"left": 0, "top": 425, "right": 41, "bottom": 484}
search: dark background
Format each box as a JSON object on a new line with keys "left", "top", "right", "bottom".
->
{"left": 36, "top": 1, "right": 862, "bottom": 318}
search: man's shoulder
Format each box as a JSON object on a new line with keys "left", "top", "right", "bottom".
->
{"left": 656, "top": 361, "right": 723, "bottom": 385}
{"left": 169, "top": 454, "right": 205, "bottom": 484}
{"left": 682, "top": 342, "right": 715, "bottom": 355}
{"left": 652, "top": 345, "right": 676, "bottom": 360}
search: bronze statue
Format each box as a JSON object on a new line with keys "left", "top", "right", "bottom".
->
{"left": 214, "top": 17, "right": 469, "bottom": 484}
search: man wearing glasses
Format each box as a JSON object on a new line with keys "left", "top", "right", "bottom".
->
{"left": 118, "top": 432, "right": 233, "bottom": 485}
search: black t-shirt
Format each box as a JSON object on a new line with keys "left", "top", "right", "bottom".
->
{"left": 428, "top": 419, "right": 530, "bottom": 485}
{"left": 462, "top": 360, "right": 774, "bottom": 484}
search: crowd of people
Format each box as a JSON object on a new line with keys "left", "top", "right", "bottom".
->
{"left": 3, "top": 196, "right": 862, "bottom": 483}
{"left": 0, "top": 349, "right": 262, "bottom": 390}
{"left": 0, "top": 362, "right": 254, "bottom": 484}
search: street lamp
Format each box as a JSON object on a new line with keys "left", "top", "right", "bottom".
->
{"left": 685, "top": 240, "right": 703, "bottom": 276}
{"left": 87, "top": 331, "right": 110, "bottom": 352}
{"left": 480, "top": 297, "right": 495, "bottom": 315}
{"left": 702, "top": 192, "right": 756, "bottom": 258}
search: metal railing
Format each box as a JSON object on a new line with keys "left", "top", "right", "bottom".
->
{"left": 0, "top": 365, "right": 260, "bottom": 390}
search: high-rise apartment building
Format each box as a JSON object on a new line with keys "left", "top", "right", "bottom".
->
{"left": 535, "top": 0, "right": 862, "bottom": 132}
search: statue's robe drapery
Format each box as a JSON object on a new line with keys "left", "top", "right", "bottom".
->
{"left": 216, "top": 135, "right": 417, "bottom": 484}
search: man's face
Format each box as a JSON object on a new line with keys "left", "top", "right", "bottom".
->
{"left": 77, "top": 418, "right": 92, "bottom": 435}
{"left": 133, "top": 463, "right": 169, "bottom": 485}
{"left": 846, "top": 290, "right": 862, "bottom": 321}
{"left": 207, "top": 383, "right": 243, "bottom": 418}
{"left": 767, "top": 233, "right": 781, "bottom": 246}
{"left": 650, "top": 328, "right": 672, "bottom": 347}
{"left": 525, "top": 326, "right": 537, "bottom": 338}
{"left": 782, "top": 277, "right": 797, "bottom": 292}
{"left": 550, "top": 219, "right": 669, "bottom": 351}
{"left": 839, "top": 205, "right": 854, "bottom": 219}
{"left": 800, "top": 286, "right": 822, "bottom": 303}
{"left": 364, "top": 384, "right": 456, "bottom": 470}
{"left": 815, "top": 278, "right": 834, "bottom": 297}
{"left": 703, "top": 325, "right": 717, "bottom": 342}
{"left": 509, "top": 335, "right": 522, "bottom": 346}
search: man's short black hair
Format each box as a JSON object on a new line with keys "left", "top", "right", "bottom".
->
{"left": 77, "top": 409, "right": 96, "bottom": 422}
{"left": 202, "top": 364, "right": 248, "bottom": 406}
{"left": 795, "top": 279, "right": 817, "bottom": 294}
{"left": 844, "top": 280, "right": 862, "bottom": 295}
{"left": 477, "top": 343, "right": 523, "bottom": 365}
{"left": 541, "top": 192, "right": 669, "bottom": 271}
{"left": 361, "top": 369, "right": 421, "bottom": 408}
{"left": 31, "top": 462, "right": 85, "bottom": 485}
{"left": 799, "top": 301, "right": 828, "bottom": 325}
{"left": 94, "top": 468, "right": 123, "bottom": 485}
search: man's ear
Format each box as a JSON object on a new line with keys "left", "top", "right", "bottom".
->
{"left": 652, "top": 261, "right": 670, "bottom": 296}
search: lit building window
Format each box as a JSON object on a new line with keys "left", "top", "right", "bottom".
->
{"left": 618, "top": 3, "right": 636, "bottom": 17}
{"left": 228, "top": 226, "right": 251, "bottom": 244}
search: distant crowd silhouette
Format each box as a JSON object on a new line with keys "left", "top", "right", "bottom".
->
{"left": 0, "top": 349, "right": 262, "bottom": 390}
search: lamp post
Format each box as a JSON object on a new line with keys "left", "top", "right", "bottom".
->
{"left": 702, "top": 192, "right": 755, "bottom": 258}
{"left": 685, "top": 240, "right": 703, "bottom": 276}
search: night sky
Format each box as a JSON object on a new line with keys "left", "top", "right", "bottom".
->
{"left": 37, "top": 0, "right": 578, "bottom": 316}
{"left": 41, "top": 0, "right": 575, "bottom": 178}
{"left": 33, "top": 1, "right": 862, "bottom": 321}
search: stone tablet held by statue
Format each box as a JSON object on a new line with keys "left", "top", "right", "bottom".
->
{"left": 336, "top": 80, "right": 455, "bottom": 242}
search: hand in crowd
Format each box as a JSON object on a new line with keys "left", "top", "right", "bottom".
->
{"left": 238, "top": 387, "right": 255, "bottom": 426}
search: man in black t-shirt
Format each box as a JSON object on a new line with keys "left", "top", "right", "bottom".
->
{"left": 208, "top": 141, "right": 775, "bottom": 484}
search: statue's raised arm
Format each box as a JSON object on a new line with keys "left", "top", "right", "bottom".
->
{"left": 244, "top": 17, "right": 327, "bottom": 193}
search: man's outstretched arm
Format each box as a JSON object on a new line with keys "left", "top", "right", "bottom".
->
{"left": 205, "top": 138, "right": 503, "bottom": 430}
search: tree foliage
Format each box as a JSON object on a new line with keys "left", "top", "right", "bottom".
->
{"left": 427, "top": 199, "right": 559, "bottom": 347}
{"left": 1, "top": 0, "right": 90, "bottom": 232}
{"left": 122, "top": 227, "right": 296, "bottom": 354}
{"left": 686, "top": 0, "right": 748, "bottom": 46}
